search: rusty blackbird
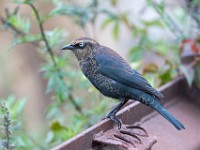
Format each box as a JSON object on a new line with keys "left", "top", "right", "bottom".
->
{"left": 61, "top": 37, "right": 185, "bottom": 130}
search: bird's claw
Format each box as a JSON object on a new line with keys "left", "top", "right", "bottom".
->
{"left": 110, "top": 115, "right": 122, "bottom": 129}
{"left": 103, "top": 114, "right": 122, "bottom": 129}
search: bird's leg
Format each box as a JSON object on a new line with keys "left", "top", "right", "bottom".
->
{"left": 104, "top": 98, "right": 128, "bottom": 129}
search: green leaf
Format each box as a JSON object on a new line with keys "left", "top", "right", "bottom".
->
{"left": 143, "top": 74, "right": 159, "bottom": 88}
{"left": 129, "top": 46, "right": 144, "bottom": 62}
{"left": 113, "top": 22, "right": 119, "bottom": 40}
{"left": 3, "top": 96, "right": 26, "bottom": 119}
{"left": 8, "top": 14, "right": 31, "bottom": 34}
{"left": 50, "top": 2, "right": 89, "bottom": 27}
{"left": 129, "top": 61, "right": 141, "bottom": 70}
{"left": 120, "top": 13, "right": 130, "bottom": 26}
{"left": 50, "top": 121, "right": 74, "bottom": 141}
{"left": 192, "top": 0, "right": 200, "bottom": 5}
{"left": 45, "top": 28, "right": 66, "bottom": 48}
{"left": 12, "top": 0, "right": 36, "bottom": 4}
{"left": 50, "top": 2, "right": 71, "bottom": 16}
{"left": 46, "top": 73, "right": 57, "bottom": 93}
{"left": 180, "top": 64, "right": 194, "bottom": 87}
{"left": 157, "top": 1, "right": 165, "bottom": 13}
{"left": 14, "top": 34, "right": 41, "bottom": 45}
{"left": 45, "top": 132, "right": 54, "bottom": 144}
{"left": 51, "top": 121, "right": 67, "bottom": 131}
{"left": 159, "top": 69, "right": 173, "bottom": 85}
{"left": 111, "top": 0, "right": 118, "bottom": 6}
{"left": 142, "top": 19, "right": 164, "bottom": 27}
{"left": 131, "top": 28, "right": 147, "bottom": 37}
{"left": 143, "top": 63, "right": 159, "bottom": 73}
{"left": 101, "top": 9, "right": 118, "bottom": 20}
{"left": 101, "top": 17, "right": 114, "bottom": 29}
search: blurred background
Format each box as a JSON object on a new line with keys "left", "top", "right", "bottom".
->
{"left": 0, "top": 0, "right": 199, "bottom": 149}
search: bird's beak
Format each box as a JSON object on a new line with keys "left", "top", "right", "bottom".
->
{"left": 61, "top": 44, "right": 74, "bottom": 50}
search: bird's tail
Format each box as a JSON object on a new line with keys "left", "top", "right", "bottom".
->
{"left": 151, "top": 101, "right": 185, "bottom": 130}
{"left": 130, "top": 89, "right": 185, "bottom": 130}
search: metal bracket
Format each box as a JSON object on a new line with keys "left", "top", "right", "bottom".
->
{"left": 92, "top": 124, "right": 157, "bottom": 150}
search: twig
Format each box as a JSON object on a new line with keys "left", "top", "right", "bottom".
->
{"left": 0, "top": 16, "right": 23, "bottom": 35}
{"left": 29, "top": 4, "right": 83, "bottom": 114}
{"left": 0, "top": 6, "right": 83, "bottom": 115}
{"left": 29, "top": 4, "right": 56, "bottom": 65}
{"left": 0, "top": 7, "right": 39, "bottom": 47}
{"left": 0, "top": 7, "right": 23, "bottom": 35}
{"left": 68, "top": 92, "right": 83, "bottom": 113}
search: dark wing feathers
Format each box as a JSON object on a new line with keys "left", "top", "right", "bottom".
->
{"left": 95, "top": 47, "right": 164, "bottom": 99}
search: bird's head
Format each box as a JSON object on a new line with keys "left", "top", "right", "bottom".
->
{"left": 61, "top": 37, "right": 99, "bottom": 61}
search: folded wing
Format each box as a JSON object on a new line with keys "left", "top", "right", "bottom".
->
{"left": 95, "top": 48, "right": 164, "bottom": 100}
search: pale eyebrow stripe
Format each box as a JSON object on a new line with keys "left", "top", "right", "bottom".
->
{"left": 71, "top": 39, "right": 97, "bottom": 45}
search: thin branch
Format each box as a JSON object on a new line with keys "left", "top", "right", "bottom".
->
{"left": 0, "top": 7, "right": 39, "bottom": 47}
{"left": 69, "top": 92, "right": 83, "bottom": 113}
{"left": 29, "top": 4, "right": 56, "bottom": 66}
{"left": 1, "top": 6, "right": 83, "bottom": 115}
{"left": 29, "top": 4, "right": 83, "bottom": 114}
{"left": 1, "top": 7, "right": 23, "bottom": 35}
{"left": 0, "top": 17, "right": 23, "bottom": 35}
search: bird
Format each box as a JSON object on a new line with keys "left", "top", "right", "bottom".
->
{"left": 61, "top": 37, "right": 185, "bottom": 130}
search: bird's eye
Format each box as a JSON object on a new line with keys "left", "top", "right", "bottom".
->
{"left": 79, "top": 42, "right": 85, "bottom": 48}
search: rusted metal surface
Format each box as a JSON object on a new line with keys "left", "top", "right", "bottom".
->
{"left": 92, "top": 125, "right": 156, "bottom": 150}
{"left": 52, "top": 76, "right": 200, "bottom": 150}
{"left": 142, "top": 95, "right": 200, "bottom": 150}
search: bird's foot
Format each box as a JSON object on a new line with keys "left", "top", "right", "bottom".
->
{"left": 103, "top": 114, "right": 122, "bottom": 129}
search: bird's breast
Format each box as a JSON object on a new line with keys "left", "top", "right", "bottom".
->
{"left": 79, "top": 59, "right": 129, "bottom": 99}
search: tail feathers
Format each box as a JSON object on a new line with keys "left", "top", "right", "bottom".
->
{"left": 154, "top": 104, "right": 185, "bottom": 130}
{"left": 131, "top": 90, "right": 185, "bottom": 130}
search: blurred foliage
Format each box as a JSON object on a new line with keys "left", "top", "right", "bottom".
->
{"left": 0, "top": 96, "right": 28, "bottom": 150}
{"left": 0, "top": 100, "right": 13, "bottom": 150}
{"left": 0, "top": 0, "right": 200, "bottom": 149}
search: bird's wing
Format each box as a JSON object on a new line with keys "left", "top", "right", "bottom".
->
{"left": 95, "top": 48, "right": 164, "bottom": 99}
